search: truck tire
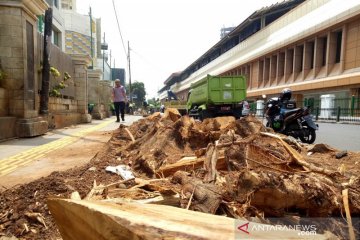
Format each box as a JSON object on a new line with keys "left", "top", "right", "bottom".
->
{"left": 233, "top": 108, "right": 242, "bottom": 119}
{"left": 199, "top": 109, "right": 212, "bottom": 121}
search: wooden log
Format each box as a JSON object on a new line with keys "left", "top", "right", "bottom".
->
{"left": 155, "top": 156, "right": 226, "bottom": 178}
{"left": 203, "top": 143, "right": 218, "bottom": 182}
{"left": 172, "top": 171, "right": 222, "bottom": 214}
{"left": 47, "top": 198, "right": 327, "bottom": 240}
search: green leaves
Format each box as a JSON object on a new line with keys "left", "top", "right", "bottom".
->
{"left": 49, "top": 68, "right": 71, "bottom": 97}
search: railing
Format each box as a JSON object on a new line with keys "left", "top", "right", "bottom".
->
{"left": 313, "top": 107, "right": 360, "bottom": 122}
{"left": 248, "top": 99, "right": 360, "bottom": 123}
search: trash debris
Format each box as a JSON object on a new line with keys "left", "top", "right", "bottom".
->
{"left": 105, "top": 165, "right": 135, "bottom": 180}
{"left": 88, "top": 167, "right": 96, "bottom": 171}
{"left": 336, "top": 150, "right": 348, "bottom": 159}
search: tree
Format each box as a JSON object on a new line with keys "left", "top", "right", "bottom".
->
{"left": 147, "top": 98, "right": 161, "bottom": 108}
{"left": 126, "top": 81, "right": 146, "bottom": 107}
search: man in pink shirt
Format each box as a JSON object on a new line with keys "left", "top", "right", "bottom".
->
{"left": 112, "top": 79, "right": 127, "bottom": 122}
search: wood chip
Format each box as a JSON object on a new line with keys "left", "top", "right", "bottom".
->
{"left": 342, "top": 189, "right": 356, "bottom": 240}
{"left": 24, "top": 212, "right": 47, "bottom": 229}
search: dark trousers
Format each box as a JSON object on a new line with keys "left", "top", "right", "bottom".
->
{"left": 114, "top": 101, "right": 125, "bottom": 121}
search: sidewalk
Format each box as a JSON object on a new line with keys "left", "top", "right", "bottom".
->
{"left": 0, "top": 115, "right": 142, "bottom": 189}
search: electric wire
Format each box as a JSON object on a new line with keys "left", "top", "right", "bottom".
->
{"left": 112, "top": 0, "right": 128, "bottom": 60}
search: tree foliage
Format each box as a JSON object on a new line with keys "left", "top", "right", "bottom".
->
{"left": 147, "top": 98, "right": 161, "bottom": 108}
{"left": 126, "top": 81, "right": 146, "bottom": 106}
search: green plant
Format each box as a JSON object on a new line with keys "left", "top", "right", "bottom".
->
{"left": 49, "top": 67, "right": 71, "bottom": 97}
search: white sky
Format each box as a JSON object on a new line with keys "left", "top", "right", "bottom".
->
{"left": 76, "top": 0, "right": 281, "bottom": 99}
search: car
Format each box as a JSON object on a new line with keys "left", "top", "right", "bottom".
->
{"left": 241, "top": 100, "right": 250, "bottom": 116}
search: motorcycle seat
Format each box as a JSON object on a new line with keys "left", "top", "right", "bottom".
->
{"left": 283, "top": 108, "right": 302, "bottom": 118}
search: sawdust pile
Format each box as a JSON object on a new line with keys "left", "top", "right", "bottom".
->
{"left": 1, "top": 109, "right": 359, "bottom": 239}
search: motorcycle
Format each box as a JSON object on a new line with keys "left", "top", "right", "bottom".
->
{"left": 265, "top": 98, "right": 319, "bottom": 144}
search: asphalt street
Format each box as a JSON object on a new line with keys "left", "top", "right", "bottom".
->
{"left": 315, "top": 122, "right": 360, "bottom": 151}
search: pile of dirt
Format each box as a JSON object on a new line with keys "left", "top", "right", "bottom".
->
{"left": 1, "top": 109, "right": 360, "bottom": 239}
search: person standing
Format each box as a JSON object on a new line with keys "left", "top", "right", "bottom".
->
{"left": 112, "top": 79, "right": 127, "bottom": 122}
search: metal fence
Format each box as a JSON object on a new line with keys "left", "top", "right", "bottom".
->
{"left": 249, "top": 97, "right": 360, "bottom": 123}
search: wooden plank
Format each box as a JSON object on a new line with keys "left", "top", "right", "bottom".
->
{"left": 48, "top": 198, "right": 327, "bottom": 240}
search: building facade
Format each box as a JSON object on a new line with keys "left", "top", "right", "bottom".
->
{"left": 160, "top": 0, "right": 360, "bottom": 113}
{"left": 62, "top": 9, "right": 97, "bottom": 59}
{"left": 61, "top": 0, "right": 76, "bottom": 11}
{"left": 44, "top": 0, "right": 66, "bottom": 50}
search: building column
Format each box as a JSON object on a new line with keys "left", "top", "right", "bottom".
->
{"left": 71, "top": 54, "right": 92, "bottom": 123}
{"left": 88, "top": 68, "right": 105, "bottom": 119}
{"left": 270, "top": 55, "right": 277, "bottom": 86}
{"left": 0, "top": 0, "right": 48, "bottom": 138}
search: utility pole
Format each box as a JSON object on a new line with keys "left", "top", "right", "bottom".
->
{"left": 102, "top": 32, "right": 105, "bottom": 80}
{"left": 89, "top": 7, "right": 93, "bottom": 69}
{"left": 128, "top": 41, "right": 132, "bottom": 102}
{"left": 40, "top": 8, "right": 53, "bottom": 114}
{"left": 109, "top": 50, "right": 112, "bottom": 80}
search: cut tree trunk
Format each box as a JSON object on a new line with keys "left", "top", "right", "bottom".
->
{"left": 228, "top": 169, "right": 343, "bottom": 217}
{"left": 47, "top": 198, "right": 328, "bottom": 240}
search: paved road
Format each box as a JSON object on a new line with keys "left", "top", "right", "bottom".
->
{"left": 0, "top": 115, "right": 142, "bottom": 177}
{"left": 257, "top": 117, "right": 360, "bottom": 152}
{"left": 315, "top": 122, "right": 360, "bottom": 152}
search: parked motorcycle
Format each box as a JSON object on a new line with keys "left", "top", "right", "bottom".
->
{"left": 264, "top": 89, "right": 318, "bottom": 144}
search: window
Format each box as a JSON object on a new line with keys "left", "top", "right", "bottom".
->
{"left": 321, "top": 37, "right": 327, "bottom": 66}
{"left": 54, "top": 0, "right": 59, "bottom": 8}
{"left": 295, "top": 45, "right": 304, "bottom": 72}
{"left": 52, "top": 30, "right": 60, "bottom": 47}
{"left": 335, "top": 31, "right": 342, "bottom": 63}
{"left": 309, "top": 41, "right": 315, "bottom": 69}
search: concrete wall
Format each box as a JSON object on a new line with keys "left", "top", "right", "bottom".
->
{"left": 49, "top": 43, "right": 75, "bottom": 98}
{"left": 0, "top": 5, "right": 26, "bottom": 118}
{"left": 87, "top": 69, "right": 112, "bottom": 119}
{"left": 36, "top": 31, "right": 90, "bottom": 129}
{"left": 47, "top": 97, "right": 81, "bottom": 128}
{"left": 0, "top": 1, "right": 116, "bottom": 140}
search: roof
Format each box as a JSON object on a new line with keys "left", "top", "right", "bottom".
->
{"left": 184, "top": 0, "right": 304, "bottom": 73}
{"left": 158, "top": 0, "right": 305, "bottom": 94}
{"left": 164, "top": 72, "right": 182, "bottom": 85}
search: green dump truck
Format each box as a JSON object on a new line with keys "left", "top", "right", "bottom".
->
{"left": 165, "top": 75, "right": 246, "bottom": 120}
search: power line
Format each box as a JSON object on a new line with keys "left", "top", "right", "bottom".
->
{"left": 111, "top": 0, "right": 127, "bottom": 59}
